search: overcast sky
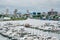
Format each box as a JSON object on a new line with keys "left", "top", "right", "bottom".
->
{"left": 0, "top": 0, "right": 60, "bottom": 13}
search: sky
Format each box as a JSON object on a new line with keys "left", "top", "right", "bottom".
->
{"left": 0, "top": 0, "right": 60, "bottom": 14}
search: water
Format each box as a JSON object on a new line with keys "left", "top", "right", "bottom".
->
{"left": 14, "top": 26, "right": 60, "bottom": 40}
{"left": 0, "top": 19, "right": 60, "bottom": 40}
{"left": 24, "top": 27, "right": 60, "bottom": 40}
{"left": 0, "top": 35, "right": 9, "bottom": 40}
{"left": 0, "top": 26, "right": 60, "bottom": 40}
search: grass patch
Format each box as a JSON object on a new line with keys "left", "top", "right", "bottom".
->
{"left": 11, "top": 17, "right": 27, "bottom": 20}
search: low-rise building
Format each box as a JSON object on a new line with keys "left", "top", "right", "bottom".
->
{"left": 3, "top": 17, "right": 11, "bottom": 20}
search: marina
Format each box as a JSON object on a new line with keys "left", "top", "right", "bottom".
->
{"left": 0, "top": 18, "right": 60, "bottom": 40}
{"left": 0, "top": 0, "right": 60, "bottom": 40}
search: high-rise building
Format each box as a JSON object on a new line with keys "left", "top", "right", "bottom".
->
{"left": 5, "top": 9, "right": 9, "bottom": 16}
{"left": 48, "top": 9, "right": 58, "bottom": 16}
{"left": 24, "top": 10, "right": 30, "bottom": 18}
{"left": 14, "top": 9, "right": 18, "bottom": 17}
{"left": 27, "top": 10, "right": 29, "bottom": 14}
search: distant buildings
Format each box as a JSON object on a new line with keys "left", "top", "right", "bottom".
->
{"left": 32, "top": 12, "right": 36, "bottom": 17}
{"left": 48, "top": 9, "right": 58, "bottom": 16}
{"left": 23, "top": 10, "right": 32, "bottom": 18}
{"left": 6, "top": 9, "right": 9, "bottom": 15}
{"left": 32, "top": 12, "right": 41, "bottom": 15}
{"left": 14, "top": 9, "right": 18, "bottom": 18}
{"left": 3, "top": 17, "right": 11, "bottom": 20}
{"left": 0, "top": 9, "right": 60, "bottom": 20}
{"left": 16, "top": 13, "right": 22, "bottom": 18}
{"left": 41, "top": 12, "right": 47, "bottom": 16}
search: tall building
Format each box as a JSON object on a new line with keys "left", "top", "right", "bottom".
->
{"left": 48, "top": 9, "right": 58, "bottom": 16}
{"left": 24, "top": 10, "right": 30, "bottom": 18}
{"left": 14, "top": 9, "right": 18, "bottom": 17}
{"left": 27, "top": 10, "right": 29, "bottom": 14}
{"left": 5, "top": 9, "right": 9, "bottom": 16}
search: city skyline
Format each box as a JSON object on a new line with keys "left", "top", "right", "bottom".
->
{"left": 0, "top": 0, "right": 60, "bottom": 14}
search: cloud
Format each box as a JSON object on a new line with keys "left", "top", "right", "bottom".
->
{"left": 0, "top": 0, "right": 60, "bottom": 7}
{"left": 0, "top": 0, "right": 60, "bottom": 12}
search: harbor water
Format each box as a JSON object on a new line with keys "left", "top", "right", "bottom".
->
{"left": 0, "top": 26, "right": 60, "bottom": 40}
{"left": 0, "top": 19, "right": 60, "bottom": 40}
{"left": 0, "top": 35, "right": 9, "bottom": 40}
